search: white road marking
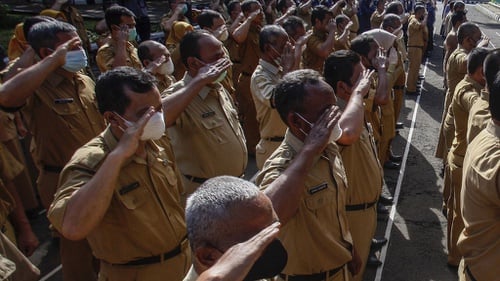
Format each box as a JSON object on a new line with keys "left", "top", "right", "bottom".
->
{"left": 374, "top": 57, "right": 429, "bottom": 281}
{"left": 39, "top": 264, "right": 62, "bottom": 281}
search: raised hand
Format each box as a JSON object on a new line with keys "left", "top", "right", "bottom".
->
{"left": 372, "top": 48, "right": 387, "bottom": 70}
{"left": 197, "top": 57, "right": 232, "bottom": 83}
{"left": 114, "top": 107, "right": 155, "bottom": 159}
{"left": 304, "top": 106, "right": 342, "bottom": 155}
{"left": 353, "top": 68, "right": 375, "bottom": 96}
{"left": 145, "top": 55, "right": 167, "bottom": 74}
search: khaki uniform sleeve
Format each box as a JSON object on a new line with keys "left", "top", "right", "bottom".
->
{"left": 251, "top": 73, "right": 275, "bottom": 107}
{"left": 96, "top": 45, "right": 114, "bottom": 72}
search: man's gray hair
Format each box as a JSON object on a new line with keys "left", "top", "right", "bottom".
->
{"left": 185, "top": 176, "right": 261, "bottom": 250}
{"left": 28, "top": 21, "right": 77, "bottom": 56}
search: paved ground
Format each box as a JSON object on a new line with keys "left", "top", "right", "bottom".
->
{"left": 5, "top": 1, "right": 499, "bottom": 280}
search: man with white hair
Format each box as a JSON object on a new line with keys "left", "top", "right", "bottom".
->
{"left": 184, "top": 176, "right": 287, "bottom": 281}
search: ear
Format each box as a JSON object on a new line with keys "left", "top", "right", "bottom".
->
{"left": 287, "top": 111, "right": 301, "bottom": 129}
{"left": 103, "top": 111, "right": 120, "bottom": 127}
{"left": 194, "top": 246, "right": 222, "bottom": 268}
{"left": 186, "top": 56, "right": 201, "bottom": 71}
{"left": 143, "top": 59, "right": 151, "bottom": 67}
{"left": 39, "top": 47, "right": 53, "bottom": 59}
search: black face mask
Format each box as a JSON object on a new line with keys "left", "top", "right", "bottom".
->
{"left": 242, "top": 239, "right": 288, "bottom": 281}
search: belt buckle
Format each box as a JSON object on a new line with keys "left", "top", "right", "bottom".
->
{"left": 364, "top": 203, "right": 369, "bottom": 209}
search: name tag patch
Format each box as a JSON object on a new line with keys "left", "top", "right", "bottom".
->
{"left": 308, "top": 183, "right": 328, "bottom": 195}
{"left": 201, "top": 111, "right": 215, "bottom": 118}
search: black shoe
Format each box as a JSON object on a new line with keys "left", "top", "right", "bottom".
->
{"left": 377, "top": 202, "right": 390, "bottom": 214}
{"left": 383, "top": 161, "right": 400, "bottom": 170}
{"left": 379, "top": 195, "right": 393, "bottom": 205}
{"left": 395, "top": 122, "right": 404, "bottom": 129}
{"left": 371, "top": 237, "right": 388, "bottom": 251}
{"left": 367, "top": 253, "right": 383, "bottom": 267}
{"left": 389, "top": 154, "right": 403, "bottom": 162}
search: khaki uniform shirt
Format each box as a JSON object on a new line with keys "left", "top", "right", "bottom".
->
{"left": 256, "top": 130, "right": 353, "bottom": 275}
{"left": 154, "top": 73, "right": 176, "bottom": 93}
{"left": 457, "top": 120, "right": 500, "bottom": 281}
{"left": 407, "top": 15, "right": 426, "bottom": 47}
{"left": 364, "top": 73, "right": 381, "bottom": 142}
{"left": 22, "top": 71, "right": 105, "bottom": 169}
{"left": 446, "top": 47, "right": 468, "bottom": 101}
{"left": 334, "top": 31, "right": 350, "bottom": 51}
{"left": 164, "top": 73, "right": 247, "bottom": 180}
{"left": 370, "top": 10, "right": 384, "bottom": 29}
{"left": 48, "top": 127, "right": 187, "bottom": 264}
{"left": 337, "top": 99, "right": 382, "bottom": 205}
{"left": 239, "top": 26, "right": 261, "bottom": 76}
{"left": 96, "top": 41, "right": 142, "bottom": 73}
{"left": 303, "top": 28, "right": 330, "bottom": 73}
{"left": 343, "top": 6, "right": 359, "bottom": 35}
{"left": 250, "top": 59, "right": 287, "bottom": 139}
{"left": 0, "top": 144, "right": 23, "bottom": 225}
{"left": 467, "top": 90, "right": 490, "bottom": 144}
{"left": 447, "top": 75, "right": 482, "bottom": 166}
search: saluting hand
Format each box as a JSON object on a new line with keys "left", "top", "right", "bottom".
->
{"left": 114, "top": 107, "right": 155, "bottom": 159}
{"left": 303, "top": 106, "right": 342, "bottom": 155}
{"left": 197, "top": 57, "right": 232, "bottom": 84}
{"left": 145, "top": 56, "right": 166, "bottom": 74}
{"left": 50, "top": 37, "right": 81, "bottom": 67}
{"left": 353, "top": 68, "right": 375, "bottom": 97}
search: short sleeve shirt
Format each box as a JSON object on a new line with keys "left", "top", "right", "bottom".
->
{"left": 96, "top": 41, "right": 142, "bottom": 73}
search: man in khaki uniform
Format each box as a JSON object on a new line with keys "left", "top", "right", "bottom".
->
{"left": 138, "top": 40, "right": 176, "bottom": 93}
{"left": 456, "top": 72, "right": 500, "bottom": 281}
{"left": 256, "top": 69, "right": 361, "bottom": 281}
{"left": 444, "top": 48, "right": 488, "bottom": 266}
{"left": 302, "top": 5, "right": 336, "bottom": 72}
{"left": 183, "top": 176, "right": 286, "bottom": 281}
{"left": 343, "top": 0, "right": 359, "bottom": 40}
{"left": 443, "top": 11, "right": 467, "bottom": 89}
{"left": 466, "top": 50, "right": 500, "bottom": 143}
{"left": 0, "top": 21, "right": 105, "bottom": 281}
{"left": 164, "top": 31, "right": 247, "bottom": 201}
{"left": 405, "top": 5, "right": 427, "bottom": 95}
{"left": 324, "top": 50, "right": 382, "bottom": 281}
{"left": 334, "top": 15, "right": 353, "bottom": 51}
{"left": 437, "top": 23, "right": 486, "bottom": 161}
{"left": 370, "top": 0, "right": 386, "bottom": 29}
{"left": 48, "top": 67, "right": 190, "bottom": 281}
{"left": 232, "top": 0, "right": 265, "bottom": 155}
{"left": 251, "top": 25, "right": 294, "bottom": 169}
{"left": 96, "top": 5, "right": 142, "bottom": 72}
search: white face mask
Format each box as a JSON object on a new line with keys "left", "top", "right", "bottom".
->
{"left": 116, "top": 111, "right": 166, "bottom": 141}
{"left": 63, "top": 48, "right": 88, "bottom": 72}
{"left": 158, "top": 58, "right": 175, "bottom": 75}
{"left": 295, "top": 112, "right": 343, "bottom": 142}
{"left": 213, "top": 70, "right": 227, "bottom": 84}
{"left": 218, "top": 29, "right": 229, "bottom": 42}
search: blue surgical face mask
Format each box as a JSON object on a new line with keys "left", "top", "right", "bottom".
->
{"left": 62, "top": 48, "right": 88, "bottom": 73}
{"left": 128, "top": 27, "right": 137, "bottom": 41}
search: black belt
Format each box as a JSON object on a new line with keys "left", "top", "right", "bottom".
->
{"left": 408, "top": 46, "right": 423, "bottom": 49}
{"left": 113, "top": 238, "right": 186, "bottom": 266}
{"left": 184, "top": 174, "right": 208, "bottom": 184}
{"left": 43, "top": 165, "right": 63, "bottom": 173}
{"left": 345, "top": 201, "right": 377, "bottom": 211}
{"left": 241, "top": 71, "right": 252, "bottom": 76}
{"left": 465, "top": 266, "right": 478, "bottom": 281}
{"left": 279, "top": 265, "right": 344, "bottom": 281}
{"left": 264, "top": 136, "right": 284, "bottom": 142}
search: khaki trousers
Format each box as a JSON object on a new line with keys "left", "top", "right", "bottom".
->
{"left": 405, "top": 47, "right": 423, "bottom": 92}
{"left": 445, "top": 160, "right": 464, "bottom": 266}
{"left": 236, "top": 74, "right": 260, "bottom": 155}
{"left": 346, "top": 205, "right": 377, "bottom": 281}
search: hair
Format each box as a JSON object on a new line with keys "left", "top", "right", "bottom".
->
{"left": 457, "top": 22, "right": 479, "bottom": 44}
{"left": 335, "top": 14, "right": 350, "bottom": 26}
{"left": 185, "top": 176, "right": 261, "bottom": 249}
{"left": 453, "top": 0, "right": 465, "bottom": 10}
{"left": 241, "top": 0, "right": 260, "bottom": 13}
{"left": 350, "top": 34, "right": 376, "bottom": 58}
{"left": 385, "top": 1, "right": 403, "bottom": 15}
{"left": 451, "top": 11, "right": 467, "bottom": 28}
{"left": 104, "top": 5, "right": 135, "bottom": 30}
{"left": 484, "top": 49, "right": 500, "bottom": 88}
{"left": 311, "top": 5, "right": 333, "bottom": 26}
{"left": 489, "top": 73, "right": 500, "bottom": 120}
{"left": 27, "top": 21, "right": 76, "bottom": 56}
{"left": 281, "top": 16, "right": 306, "bottom": 39}
{"left": 277, "top": 0, "right": 289, "bottom": 13}
{"left": 137, "top": 40, "right": 158, "bottom": 64}
{"left": 197, "top": 10, "right": 223, "bottom": 29}
{"left": 227, "top": 0, "right": 241, "bottom": 14}
{"left": 274, "top": 69, "right": 323, "bottom": 125}
{"left": 382, "top": 13, "right": 401, "bottom": 29}
{"left": 179, "top": 30, "right": 212, "bottom": 67}
{"left": 467, "top": 48, "right": 489, "bottom": 75}
{"left": 23, "top": 16, "right": 56, "bottom": 39}
{"left": 324, "top": 50, "right": 361, "bottom": 91}
{"left": 259, "top": 25, "right": 288, "bottom": 52}
{"left": 95, "top": 67, "right": 157, "bottom": 115}
{"left": 414, "top": 5, "right": 426, "bottom": 14}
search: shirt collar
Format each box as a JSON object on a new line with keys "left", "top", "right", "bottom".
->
{"left": 182, "top": 72, "right": 220, "bottom": 100}
{"left": 259, "top": 59, "right": 281, "bottom": 75}
{"left": 480, "top": 89, "right": 489, "bottom": 101}
{"left": 486, "top": 119, "right": 500, "bottom": 137}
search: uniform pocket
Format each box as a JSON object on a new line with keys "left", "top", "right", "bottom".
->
{"left": 116, "top": 182, "right": 149, "bottom": 210}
